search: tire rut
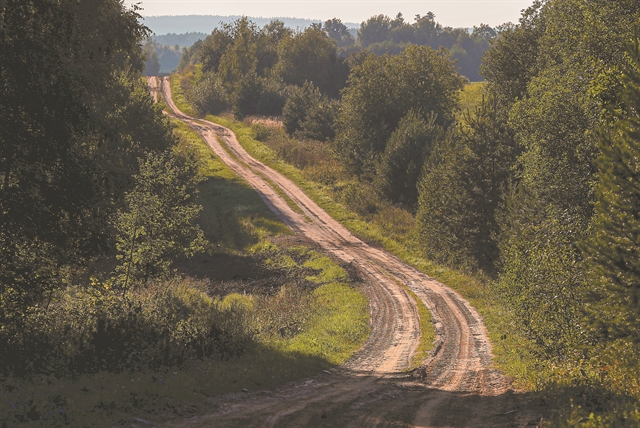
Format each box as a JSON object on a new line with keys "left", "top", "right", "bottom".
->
{"left": 148, "top": 77, "right": 542, "bottom": 428}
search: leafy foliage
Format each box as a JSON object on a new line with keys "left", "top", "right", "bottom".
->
{"left": 274, "top": 27, "right": 347, "bottom": 98}
{"left": 416, "top": 97, "right": 515, "bottom": 274}
{"left": 282, "top": 82, "right": 338, "bottom": 142}
{"left": 583, "top": 37, "right": 640, "bottom": 344}
{"left": 335, "top": 45, "right": 464, "bottom": 178}
{"left": 375, "top": 111, "right": 445, "bottom": 210}
{"left": 358, "top": 12, "right": 494, "bottom": 81}
{"left": 114, "top": 151, "right": 206, "bottom": 290}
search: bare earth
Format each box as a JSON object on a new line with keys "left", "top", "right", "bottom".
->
{"left": 148, "top": 77, "right": 546, "bottom": 427}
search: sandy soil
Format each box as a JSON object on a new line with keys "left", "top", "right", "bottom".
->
{"left": 146, "top": 77, "right": 547, "bottom": 427}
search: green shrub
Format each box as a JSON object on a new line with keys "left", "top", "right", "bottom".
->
{"left": 190, "top": 72, "right": 229, "bottom": 115}
{"left": 0, "top": 279, "right": 255, "bottom": 376}
{"left": 256, "top": 78, "right": 287, "bottom": 116}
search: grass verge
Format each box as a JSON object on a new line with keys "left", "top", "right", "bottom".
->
{"left": 405, "top": 288, "right": 436, "bottom": 370}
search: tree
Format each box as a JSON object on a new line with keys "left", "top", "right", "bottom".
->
{"left": 257, "top": 20, "right": 292, "bottom": 75}
{"left": 494, "top": 0, "right": 640, "bottom": 357}
{"left": 142, "top": 41, "right": 161, "bottom": 76}
{"left": 199, "top": 28, "right": 234, "bottom": 74}
{"left": 0, "top": 0, "right": 150, "bottom": 321}
{"left": 218, "top": 18, "right": 259, "bottom": 92}
{"left": 323, "top": 18, "right": 355, "bottom": 48}
{"left": 335, "top": 45, "right": 464, "bottom": 178}
{"left": 115, "top": 152, "right": 205, "bottom": 291}
{"left": 275, "top": 27, "right": 343, "bottom": 97}
{"left": 282, "top": 82, "right": 337, "bottom": 142}
{"left": 584, "top": 37, "right": 640, "bottom": 343}
{"left": 416, "top": 97, "right": 515, "bottom": 274}
{"left": 190, "top": 72, "right": 229, "bottom": 115}
{"left": 479, "top": 1, "right": 546, "bottom": 107}
{"left": 358, "top": 15, "right": 392, "bottom": 47}
{"left": 375, "top": 111, "right": 444, "bottom": 210}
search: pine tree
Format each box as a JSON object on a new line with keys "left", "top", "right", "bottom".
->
{"left": 585, "top": 36, "right": 640, "bottom": 342}
{"left": 416, "top": 97, "right": 515, "bottom": 274}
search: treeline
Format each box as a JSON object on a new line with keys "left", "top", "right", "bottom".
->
{"left": 0, "top": 0, "right": 234, "bottom": 376}
{"left": 177, "top": 17, "right": 350, "bottom": 123}
{"left": 152, "top": 32, "right": 207, "bottom": 48}
{"left": 344, "top": 1, "right": 640, "bottom": 418}
{"left": 369, "top": 0, "right": 640, "bottom": 421}
{"left": 355, "top": 13, "right": 493, "bottom": 81}
{"left": 338, "top": 0, "right": 640, "bottom": 387}
{"left": 176, "top": 13, "right": 493, "bottom": 86}
{"left": 142, "top": 39, "right": 183, "bottom": 74}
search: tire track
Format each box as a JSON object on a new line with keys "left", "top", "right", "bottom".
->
{"left": 150, "top": 77, "right": 516, "bottom": 427}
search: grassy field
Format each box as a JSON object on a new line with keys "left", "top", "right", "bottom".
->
{"left": 458, "top": 81, "right": 486, "bottom": 116}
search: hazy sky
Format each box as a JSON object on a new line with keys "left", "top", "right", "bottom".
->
{"left": 125, "top": 0, "right": 535, "bottom": 28}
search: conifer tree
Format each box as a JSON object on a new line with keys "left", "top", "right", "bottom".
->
{"left": 585, "top": 37, "right": 640, "bottom": 342}
{"left": 416, "top": 97, "right": 514, "bottom": 274}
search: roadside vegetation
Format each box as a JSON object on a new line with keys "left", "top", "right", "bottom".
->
{"left": 172, "top": 1, "right": 640, "bottom": 424}
{"left": 0, "top": 2, "right": 368, "bottom": 425}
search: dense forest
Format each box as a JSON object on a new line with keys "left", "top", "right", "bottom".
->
{"left": 0, "top": 0, "right": 215, "bottom": 378}
{"left": 2, "top": 0, "right": 640, "bottom": 425}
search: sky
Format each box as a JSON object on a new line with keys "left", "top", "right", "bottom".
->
{"left": 124, "top": 0, "right": 536, "bottom": 28}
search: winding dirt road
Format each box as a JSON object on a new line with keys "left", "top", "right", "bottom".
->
{"left": 148, "top": 77, "right": 544, "bottom": 427}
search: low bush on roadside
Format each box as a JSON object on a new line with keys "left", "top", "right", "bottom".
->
{"left": 0, "top": 278, "right": 255, "bottom": 377}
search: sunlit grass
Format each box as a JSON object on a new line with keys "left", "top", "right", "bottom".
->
{"left": 458, "top": 81, "right": 486, "bottom": 118}
{"left": 405, "top": 287, "right": 436, "bottom": 370}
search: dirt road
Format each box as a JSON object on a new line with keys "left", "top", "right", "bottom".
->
{"left": 150, "top": 77, "right": 545, "bottom": 427}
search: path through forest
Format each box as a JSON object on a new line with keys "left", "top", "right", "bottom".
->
{"left": 148, "top": 76, "right": 545, "bottom": 427}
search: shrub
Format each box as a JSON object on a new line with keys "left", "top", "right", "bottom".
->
{"left": 0, "top": 279, "right": 256, "bottom": 376}
{"left": 282, "top": 82, "right": 337, "bottom": 142}
{"left": 256, "top": 78, "right": 287, "bottom": 116}
{"left": 190, "top": 72, "right": 229, "bottom": 115}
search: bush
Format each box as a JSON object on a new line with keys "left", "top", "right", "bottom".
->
{"left": 256, "top": 78, "right": 287, "bottom": 116}
{"left": 190, "top": 72, "right": 229, "bottom": 115}
{"left": 0, "top": 279, "right": 255, "bottom": 376}
{"left": 232, "top": 72, "right": 262, "bottom": 119}
{"left": 282, "top": 82, "right": 337, "bottom": 142}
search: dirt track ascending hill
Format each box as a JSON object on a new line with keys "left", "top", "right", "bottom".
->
{"left": 149, "top": 76, "right": 545, "bottom": 427}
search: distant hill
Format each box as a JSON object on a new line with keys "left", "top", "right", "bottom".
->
{"left": 141, "top": 15, "right": 359, "bottom": 36}
{"left": 152, "top": 32, "right": 207, "bottom": 48}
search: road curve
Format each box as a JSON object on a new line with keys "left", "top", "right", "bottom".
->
{"left": 150, "top": 77, "right": 523, "bottom": 427}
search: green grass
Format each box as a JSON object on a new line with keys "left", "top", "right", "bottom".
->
{"left": 406, "top": 288, "right": 436, "bottom": 370}
{"left": 458, "top": 81, "right": 486, "bottom": 118}
{"left": 169, "top": 73, "right": 199, "bottom": 117}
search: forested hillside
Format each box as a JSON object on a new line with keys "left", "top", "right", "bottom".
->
{"left": 173, "top": 0, "right": 640, "bottom": 424}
